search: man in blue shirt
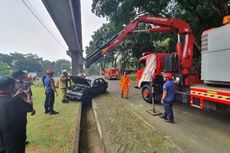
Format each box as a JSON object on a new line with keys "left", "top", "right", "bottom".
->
{"left": 161, "top": 73, "right": 175, "bottom": 123}
{"left": 44, "top": 69, "right": 58, "bottom": 115}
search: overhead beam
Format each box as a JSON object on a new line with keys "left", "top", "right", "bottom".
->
{"left": 42, "top": 0, "right": 83, "bottom": 75}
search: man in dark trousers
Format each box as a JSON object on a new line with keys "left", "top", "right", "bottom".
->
{"left": 160, "top": 73, "right": 175, "bottom": 123}
{"left": 11, "top": 70, "right": 36, "bottom": 146}
{"left": 44, "top": 69, "right": 59, "bottom": 115}
{"left": 0, "top": 76, "right": 32, "bottom": 153}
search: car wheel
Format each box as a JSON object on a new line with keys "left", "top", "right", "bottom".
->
{"left": 141, "top": 84, "right": 152, "bottom": 103}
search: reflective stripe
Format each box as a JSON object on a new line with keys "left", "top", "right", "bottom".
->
{"left": 191, "top": 90, "right": 230, "bottom": 102}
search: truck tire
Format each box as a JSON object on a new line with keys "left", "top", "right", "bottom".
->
{"left": 141, "top": 84, "right": 152, "bottom": 103}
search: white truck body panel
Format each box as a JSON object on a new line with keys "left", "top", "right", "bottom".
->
{"left": 138, "top": 54, "right": 156, "bottom": 87}
{"left": 201, "top": 24, "right": 230, "bottom": 84}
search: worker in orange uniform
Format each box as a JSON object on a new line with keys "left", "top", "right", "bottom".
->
{"left": 120, "top": 71, "right": 130, "bottom": 99}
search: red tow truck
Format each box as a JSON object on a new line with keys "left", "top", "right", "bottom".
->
{"left": 86, "top": 15, "right": 230, "bottom": 111}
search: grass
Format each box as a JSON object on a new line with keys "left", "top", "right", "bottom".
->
{"left": 26, "top": 85, "right": 81, "bottom": 153}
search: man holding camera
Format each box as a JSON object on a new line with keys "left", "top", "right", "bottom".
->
{"left": 0, "top": 76, "right": 33, "bottom": 153}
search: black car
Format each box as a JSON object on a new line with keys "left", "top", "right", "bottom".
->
{"left": 65, "top": 76, "right": 108, "bottom": 101}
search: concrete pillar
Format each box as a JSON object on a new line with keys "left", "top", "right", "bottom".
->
{"left": 69, "top": 50, "right": 83, "bottom": 76}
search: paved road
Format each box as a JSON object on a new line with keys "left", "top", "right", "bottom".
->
{"left": 107, "top": 79, "right": 230, "bottom": 153}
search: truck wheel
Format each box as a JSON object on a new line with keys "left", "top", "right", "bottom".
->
{"left": 141, "top": 84, "right": 152, "bottom": 103}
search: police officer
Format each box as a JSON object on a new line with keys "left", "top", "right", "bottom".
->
{"left": 59, "top": 70, "right": 69, "bottom": 103}
{"left": 160, "top": 73, "right": 175, "bottom": 123}
{"left": 0, "top": 76, "right": 32, "bottom": 153}
{"left": 44, "top": 69, "right": 59, "bottom": 115}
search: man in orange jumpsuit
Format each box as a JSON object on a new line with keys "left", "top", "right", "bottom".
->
{"left": 120, "top": 71, "right": 130, "bottom": 99}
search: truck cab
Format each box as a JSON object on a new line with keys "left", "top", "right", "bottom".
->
{"left": 136, "top": 52, "right": 169, "bottom": 103}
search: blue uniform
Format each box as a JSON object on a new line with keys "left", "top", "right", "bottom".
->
{"left": 163, "top": 80, "right": 175, "bottom": 103}
{"left": 162, "top": 80, "right": 175, "bottom": 122}
{"left": 44, "top": 76, "right": 55, "bottom": 113}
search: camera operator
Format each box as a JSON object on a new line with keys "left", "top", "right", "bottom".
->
{"left": 12, "top": 70, "right": 36, "bottom": 146}
{"left": 0, "top": 76, "right": 33, "bottom": 153}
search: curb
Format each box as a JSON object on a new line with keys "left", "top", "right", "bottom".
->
{"left": 92, "top": 101, "right": 107, "bottom": 153}
{"left": 73, "top": 102, "right": 82, "bottom": 153}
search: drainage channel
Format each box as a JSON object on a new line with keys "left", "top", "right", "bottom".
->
{"left": 79, "top": 100, "right": 105, "bottom": 153}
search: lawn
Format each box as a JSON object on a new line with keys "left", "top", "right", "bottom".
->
{"left": 25, "top": 85, "right": 81, "bottom": 153}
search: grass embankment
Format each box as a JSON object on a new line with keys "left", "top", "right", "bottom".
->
{"left": 26, "top": 84, "right": 80, "bottom": 153}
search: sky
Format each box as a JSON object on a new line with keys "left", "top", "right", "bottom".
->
{"left": 0, "top": 0, "right": 107, "bottom": 61}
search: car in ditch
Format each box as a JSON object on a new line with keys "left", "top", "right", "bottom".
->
{"left": 65, "top": 76, "right": 108, "bottom": 101}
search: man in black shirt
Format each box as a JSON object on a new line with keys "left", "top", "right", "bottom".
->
{"left": 0, "top": 76, "right": 32, "bottom": 153}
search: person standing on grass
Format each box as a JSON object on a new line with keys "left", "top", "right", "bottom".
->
{"left": 12, "top": 70, "right": 36, "bottom": 146}
{"left": 0, "top": 76, "right": 33, "bottom": 153}
{"left": 120, "top": 71, "right": 130, "bottom": 99}
{"left": 44, "top": 69, "right": 59, "bottom": 115}
{"left": 59, "top": 69, "right": 69, "bottom": 103}
{"left": 160, "top": 73, "right": 175, "bottom": 123}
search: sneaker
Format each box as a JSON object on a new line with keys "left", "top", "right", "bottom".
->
{"left": 45, "top": 110, "right": 50, "bottom": 114}
{"left": 165, "top": 119, "right": 174, "bottom": 123}
{"left": 49, "top": 110, "right": 59, "bottom": 115}
{"left": 160, "top": 115, "right": 167, "bottom": 120}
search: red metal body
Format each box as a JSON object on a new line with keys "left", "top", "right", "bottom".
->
{"left": 190, "top": 84, "right": 230, "bottom": 109}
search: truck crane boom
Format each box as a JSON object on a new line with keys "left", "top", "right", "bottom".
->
{"left": 86, "top": 15, "right": 194, "bottom": 75}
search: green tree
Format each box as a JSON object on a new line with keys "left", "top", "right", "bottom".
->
{"left": 0, "top": 52, "right": 73, "bottom": 76}
{"left": 89, "top": 0, "right": 230, "bottom": 72}
{"left": 10, "top": 52, "right": 42, "bottom": 72}
{"left": 13, "top": 59, "right": 42, "bottom": 72}
{"left": 85, "top": 23, "right": 117, "bottom": 70}
{"left": 54, "top": 59, "right": 71, "bottom": 75}
{"left": 91, "top": 0, "right": 229, "bottom": 45}
{"left": 41, "top": 60, "right": 54, "bottom": 73}
{"left": 0, "top": 53, "right": 13, "bottom": 66}
{"left": 0, "top": 62, "right": 12, "bottom": 75}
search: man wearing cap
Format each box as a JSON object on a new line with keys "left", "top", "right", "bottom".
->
{"left": 160, "top": 72, "right": 175, "bottom": 123}
{"left": 59, "top": 70, "right": 69, "bottom": 103}
{"left": 0, "top": 76, "right": 33, "bottom": 153}
{"left": 44, "top": 69, "right": 59, "bottom": 115}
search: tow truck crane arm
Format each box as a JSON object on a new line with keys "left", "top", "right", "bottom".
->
{"left": 86, "top": 15, "right": 194, "bottom": 75}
